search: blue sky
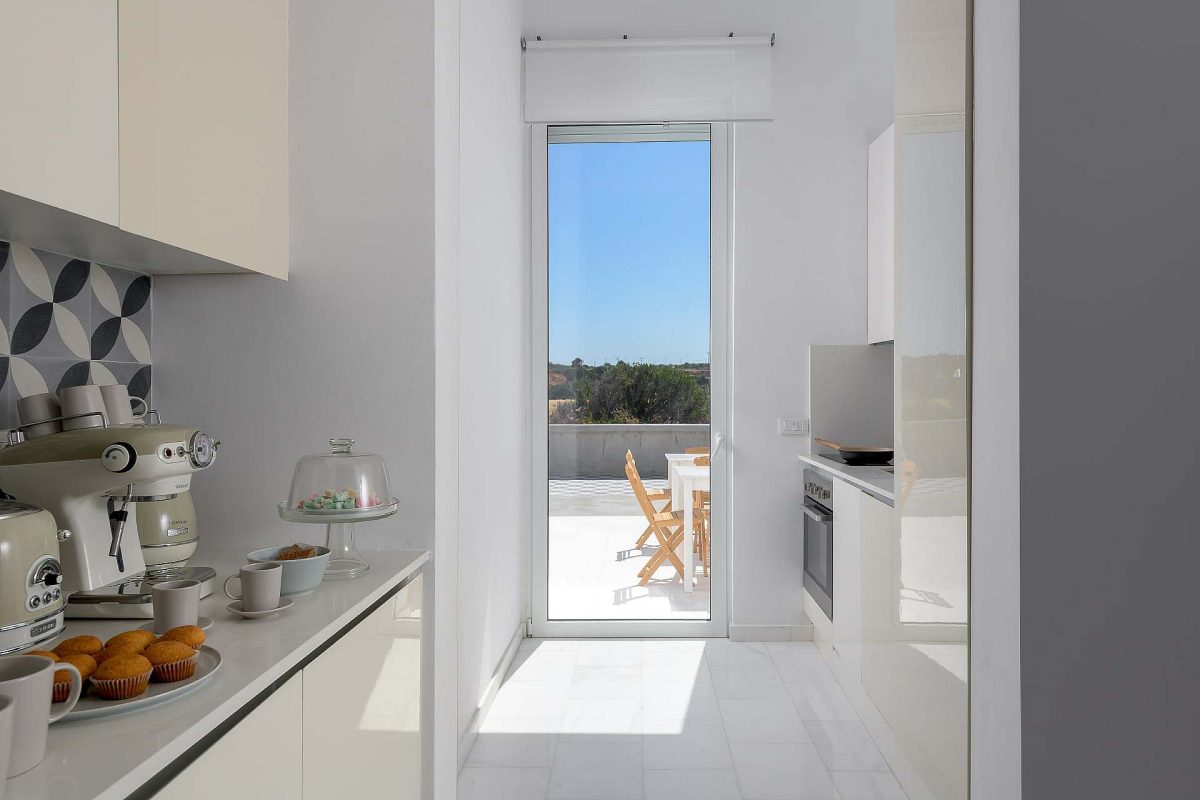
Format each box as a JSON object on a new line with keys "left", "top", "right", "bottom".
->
{"left": 548, "top": 140, "right": 710, "bottom": 365}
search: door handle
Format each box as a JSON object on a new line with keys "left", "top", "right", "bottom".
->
{"left": 713, "top": 433, "right": 726, "bottom": 455}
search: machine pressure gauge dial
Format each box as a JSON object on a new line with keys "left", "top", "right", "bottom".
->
{"left": 186, "top": 431, "right": 216, "bottom": 468}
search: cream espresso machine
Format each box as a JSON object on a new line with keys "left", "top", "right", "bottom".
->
{"left": 0, "top": 425, "right": 219, "bottom": 618}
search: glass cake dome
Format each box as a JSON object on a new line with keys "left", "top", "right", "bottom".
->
{"left": 278, "top": 438, "right": 399, "bottom": 578}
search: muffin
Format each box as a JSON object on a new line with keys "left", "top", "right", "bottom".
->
{"left": 54, "top": 635, "right": 103, "bottom": 657}
{"left": 53, "top": 654, "right": 97, "bottom": 702}
{"left": 159, "top": 625, "right": 205, "bottom": 649}
{"left": 94, "top": 640, "right": 146, "bottom": 665}
{"left": 106, "top": 630, "right": 158, "bottom": 651}
{"left": 28, "top": 650, "right": 59, "bottom": 663}
{"left": 91, "top": 653, "right": 152, "bottom": 700}
{"left": 143, "top": 640, "right": 198, "bottom": 683}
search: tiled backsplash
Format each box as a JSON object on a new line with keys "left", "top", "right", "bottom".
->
{"left": 0, "top": 240, "right": 152, "bottom": 430}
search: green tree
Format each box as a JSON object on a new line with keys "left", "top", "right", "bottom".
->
{"left": 573, "top": 361, "right": 709, "bottom": 423}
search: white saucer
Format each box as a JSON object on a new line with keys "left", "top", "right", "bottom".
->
{"left": 226, "top": 598, "right": 294, "bottom": 620}
{"left": 139, "top": 616, "right": 215, "bottom": 633}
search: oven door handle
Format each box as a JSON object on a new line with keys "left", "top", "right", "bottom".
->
{"left": 802, "top": 501, "right": 833, "bottom": 523}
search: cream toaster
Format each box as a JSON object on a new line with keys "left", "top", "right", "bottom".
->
{"left": 0, "top": 499, "right": 68, "bottom": 654}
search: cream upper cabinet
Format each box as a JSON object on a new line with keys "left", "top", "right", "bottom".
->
{"left": 867, "top": 124, "right": 895, "bottom": 344}
{"left": 0, "top": 2, "right": 119, "bottom": 225}
{"left": 119, "top": 0, "right": 289, "bottom": 278}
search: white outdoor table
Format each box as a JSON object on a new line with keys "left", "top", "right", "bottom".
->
{"left": 665, "top": 453, "right": 710, "bottom": 592}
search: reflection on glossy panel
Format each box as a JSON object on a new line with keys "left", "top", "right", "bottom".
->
{"left": 861, "top": 2, "right": 969, "bottom": 799}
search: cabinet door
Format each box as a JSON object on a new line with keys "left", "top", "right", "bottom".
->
{"left": 118, "top": 0, "right": 288, "bottom": 278}
{"left": 303, "top": 575, "right": 423, "bottom": 799}
{"left": 830, "top": 479, "right": 862, "bottom": 681}
{"left": 867, "top": 124, "right": 895, "bottom": 344}
{"left": 0, "top": 1, "right": 119, "bottom": 224}
{"left": 155, "top": 673, "right": 303, "bottom": 799}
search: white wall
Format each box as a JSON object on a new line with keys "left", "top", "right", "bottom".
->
{"left": 523, "top": 0, "right": 894, "bottom": 630}
{"left": 454, "top": 0, "right": 529, "bottom": 745}
{"left": 970, "top": 1, "right": 1021, "bottom": 797}
{"left": 154, "top": 0, "right": 435, "bottom": 553}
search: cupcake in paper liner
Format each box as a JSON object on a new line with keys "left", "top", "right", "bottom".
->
{"left": 53, "top": 654, "right": 96, "bottom": 702}
{"left": 144, "top": 640, "right": 199, "bottom": 683}
{"left": 91, "top": 654, "right": 153, "bottom": 700}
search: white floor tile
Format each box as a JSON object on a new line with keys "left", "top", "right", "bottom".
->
{"left": 458, "top": 767, "right": 551, "bottom": 800}
{"left": 767, "top": 644, "right": 838, "bottom": 684}
{"left": 479, "top": 715, "right": 566, "bottom": 735}
{"left": 709, "top": 665, "right": 790, "bottom": 701}
{"left": 643, "top": 717, "right": 733, "bottom": 770}
{"left": 832, "top": 771, "right": 910, "bottom": 799}
{"left": 703, "top": 640, "right": 774, "bottom": 667}
{"left": 577, "top": 640, "right": 644, "bottom": 667}
{"left": 644, "top": 769, "right": 743, "bottom": 800}
{"left": 642, "top": 639, "right": 709, "bottom": 655}
{"left": 642, "top": 679, "right": 722, "bottom": 721}
{"left": 487, "top": 678, "right": 572, "bottom": 720}
{"left": 786, "top": 682, "right": 859, "bottom": 721}
{"left": 719, "top": 699, "right": 811, "bottom": 744}
{"left": 561, "top": 697, "right": 643, "bottom": 739}
{"left": 548, "top": 741, "right": 644, "bottom": 800}
{"left": 642, "top": 651, "right": 710, "bottom": 683}
{"left": 524, "top": 638, "right": 582, "bottom": 653}
{"left": 571, "top": 665, "right": 644, "bottom": 700}
{"left": 804, "top": 720, "right": 890, "bottom": 772}
{"left": 508, "top": 647, "right": 580, "bottom": 682}
{"left": 466, "top": 730, "right": 558, "bottom": 768}
{"left": 729, "top": 742, "right": 838, "bottom": 800}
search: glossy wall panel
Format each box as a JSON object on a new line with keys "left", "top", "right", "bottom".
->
{"left": 861, "top": 2, "right": 969, "bottom": 799}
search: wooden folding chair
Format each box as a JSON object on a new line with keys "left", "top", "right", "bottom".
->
{"left": 625, "top": 460, "right": 686, "bottom": 584}
{"left": 692, "top": 455, "right": 711, "bottom": 576}
{"left": 685, "top": 446, "right": 710, "bottom": 455}
{"left": 627, "top": 450, "right": 671, "bottom": 548}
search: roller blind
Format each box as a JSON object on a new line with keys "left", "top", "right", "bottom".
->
{"left": 523, "top": 36, "right": 773, "bottom": 123}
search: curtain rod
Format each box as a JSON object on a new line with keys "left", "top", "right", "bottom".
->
{"left": 521, "top": 33, "right": 774, "bottom": 51}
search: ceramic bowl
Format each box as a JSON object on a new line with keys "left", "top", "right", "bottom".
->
{"left": 246, "top": 545, "right": 331, "bottom": 596}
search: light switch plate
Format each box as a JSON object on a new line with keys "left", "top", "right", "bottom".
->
{"left": 778, "top": 417, "right": 810, "bottom": 435}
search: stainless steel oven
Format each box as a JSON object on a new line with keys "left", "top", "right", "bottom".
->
{"left": 803, "top": 468, "right": 834, "bottom": 621}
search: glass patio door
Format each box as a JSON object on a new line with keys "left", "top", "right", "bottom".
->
{"left": 530, "top": 123, "right": 729, "bottom": 637}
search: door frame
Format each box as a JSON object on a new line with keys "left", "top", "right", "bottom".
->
{"left": 529, "top": 122, "right": 732, "bottom": 638}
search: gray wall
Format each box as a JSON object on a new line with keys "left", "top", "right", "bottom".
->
{"left": 1020, "top": 2, "right": 1200, "bottom": 797}
{"left": 549, "top": 424, "right": 709, "bottom": 478}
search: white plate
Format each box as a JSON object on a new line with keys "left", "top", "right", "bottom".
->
{"left": 61, "top": 645, "right": 222, "bottom": 722}
{"left": 226, "top": 598, "right": 294, "bottom": 620}
{"left": 138, "top": 616, "right": 215, "bottom": 634}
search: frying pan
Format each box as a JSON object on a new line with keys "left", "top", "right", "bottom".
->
{"left": 813, "top": 437, "right": 894, "bottom": 466}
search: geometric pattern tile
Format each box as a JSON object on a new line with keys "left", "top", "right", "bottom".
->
{"left": 0, "top": 239, "right": 152, "bottom": 431}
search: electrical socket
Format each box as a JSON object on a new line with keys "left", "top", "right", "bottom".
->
{"left": 778, "top": 417, "right": 810, "bottom": 435}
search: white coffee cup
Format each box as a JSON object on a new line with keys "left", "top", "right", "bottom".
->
{"left": 0, "top": 694, "right": 13, "bottom": 796}
{"left": 16, "top": 393, "right": 63, "bottom": 439}
{"left": 59, "top": 385, "right": 107, "bottom": 431}
{"left": 0, "top": 655, "right": 82, "bottom": 777}
{"left": 151, "top": 579, "right": 201, "bottom": 634}
{"left": 224, "top": 563, "right": 283, "bottom": 613}
{"left": 99, "top": 384, "right": 149, "bottom": 425}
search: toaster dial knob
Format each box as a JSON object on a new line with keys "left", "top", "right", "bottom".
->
{"left": 102, "top": 442, "right": 136, "bottom": 473}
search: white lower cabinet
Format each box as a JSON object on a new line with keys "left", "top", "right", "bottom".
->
{"left": 829, "top": 478, "right": 863, "bottom": 682}
{"left": 154, "top": 573, "right": 423, "bottom": 799}
{"left": 156, "top": 673, "right": 303, "bottom": 799}
{"left": 303, "top": 573, "right": 423, "bottom": 800}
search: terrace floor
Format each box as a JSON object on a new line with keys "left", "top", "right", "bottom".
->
{"left": 548, "top": 479, "right": 710, "bottom": 621}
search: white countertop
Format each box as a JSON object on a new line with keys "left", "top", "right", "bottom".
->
{"left": 7, "top": 546, "right": 429, "bottom": 800}
{"left": 799, "top": 452, "right": 896, "bottom": 505}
